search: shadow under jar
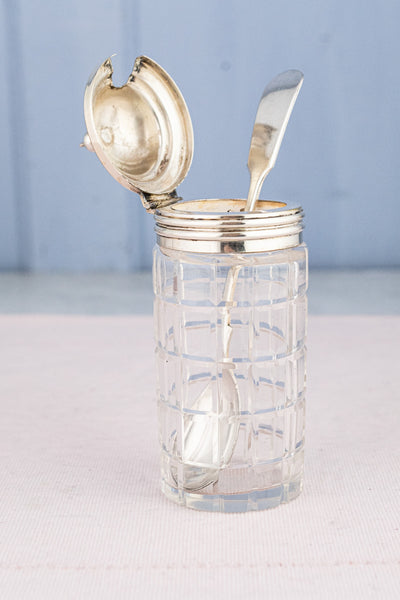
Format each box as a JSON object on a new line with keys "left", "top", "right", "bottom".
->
{"left": 153, "top": 199, "right": 308, "bottom": 512}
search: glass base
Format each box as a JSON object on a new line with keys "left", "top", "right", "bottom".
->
{"left": 161, "top": 476, "right": 303, "bottom": 513}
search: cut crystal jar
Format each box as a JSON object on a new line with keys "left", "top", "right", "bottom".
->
{"left": 153, "top": 199, "right": 307, "bottom": 512}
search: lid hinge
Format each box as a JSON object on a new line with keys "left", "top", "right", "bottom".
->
{"left": 140, "top": 190, "right": 182, "bottom": 213}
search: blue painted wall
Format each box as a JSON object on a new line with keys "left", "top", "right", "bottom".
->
{"left": 1, "top": 0, "right": 399, "bottom": 270}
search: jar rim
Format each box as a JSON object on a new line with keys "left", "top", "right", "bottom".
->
{"left": 154, "top": 198, "right": 304, "bottom": 254}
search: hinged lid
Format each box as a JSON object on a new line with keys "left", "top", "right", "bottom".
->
{"left": 82, "top": 56, "right": 194, "bottom": 212}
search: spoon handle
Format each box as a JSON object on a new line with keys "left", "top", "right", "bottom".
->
{"left": 223, "top": 71, "right": 304, "bottom": 360}
{"left": 246, "top": 171, "right": 265, "bottom": 212}
{"left": 221, "top": 265, "right": 241, "bottom": 357}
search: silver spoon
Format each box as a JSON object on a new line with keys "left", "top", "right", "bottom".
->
{"left": 171, "top": 70, "right": 304, "bottom": 492}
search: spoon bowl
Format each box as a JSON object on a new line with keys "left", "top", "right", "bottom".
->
{"left": 171, "top": 365, "right": 239, "bottom": 490}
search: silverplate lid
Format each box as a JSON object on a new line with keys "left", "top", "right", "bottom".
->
{"left": 82, "top": 56, "right": 194, "bottom": 212}
{"left": 155, "top": 199, "right": 304, "bottom": 254}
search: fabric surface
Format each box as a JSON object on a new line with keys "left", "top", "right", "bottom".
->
{"left": 0, "top": 315, "right": 399, "bottom": 599}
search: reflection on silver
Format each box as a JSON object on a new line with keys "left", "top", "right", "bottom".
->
{"left": 82, "top": 56, "right": 193, "bottom": 212}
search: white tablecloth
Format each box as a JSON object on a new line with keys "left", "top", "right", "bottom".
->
{"left": 0, "top": 315, "right": 399, "bottom": 599}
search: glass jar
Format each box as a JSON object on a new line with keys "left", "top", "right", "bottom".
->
{"left": 153, "top": 199, "right": 307, "bottom": 512}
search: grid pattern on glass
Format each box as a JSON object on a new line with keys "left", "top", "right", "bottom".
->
{"left": 154, "top": 244, "right": 307, "bottom": 511}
